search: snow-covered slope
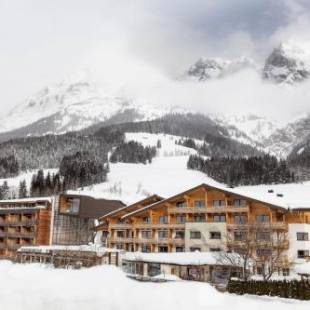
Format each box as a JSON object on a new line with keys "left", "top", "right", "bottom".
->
{"left": 185, "top": 56, "right": 255, "bottom": 81}
{"left": 212, "top": 114, "right": 279, "bottom": 145}
{"left": 263, "top": 113, "right": 310, "bottom": 157}
{"left": 69, "top": 132, "right": 220, "bottom": 204}
{"left": 263, "top": 41, "right": 310, "bottom": 84}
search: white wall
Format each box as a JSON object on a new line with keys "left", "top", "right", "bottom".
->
{"left": 287, "top": 224, "right": 310, "bottom": 261}
{"left": 185, "top": 222, "right": 227, "bottom": 252}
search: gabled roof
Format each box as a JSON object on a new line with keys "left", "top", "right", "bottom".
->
{"left": 121, "top": 183, "right": 292, "bottom": 219}
{"left": 98, "top": 194, "right": 164, "bottom": 221}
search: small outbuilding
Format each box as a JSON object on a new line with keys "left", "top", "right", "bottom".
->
{"left": 122, "top": 251, "right": 243, "bottom": 284}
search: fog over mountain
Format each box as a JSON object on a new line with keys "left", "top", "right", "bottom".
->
{"left": 1, "top": 0, "right": 310, "bottom": 122}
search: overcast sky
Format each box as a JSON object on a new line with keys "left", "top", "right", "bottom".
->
{"left": 1, "top": 0, "right": 310, "bottom": 119}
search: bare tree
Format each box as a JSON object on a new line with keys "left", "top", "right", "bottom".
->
{"left": 219, "top": 223, "right": 288, "bottom": 281}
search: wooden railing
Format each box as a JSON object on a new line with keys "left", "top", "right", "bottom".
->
{"left": 227, "top": 222, "right": 287, "bottom": 230}
{"left": 108, "top": 237, "right": 185, "bottom": 245}
{"left": 168, "top": 206, "right": 249, "bottom": 214}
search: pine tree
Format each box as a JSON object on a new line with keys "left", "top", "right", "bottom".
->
{"left": 18, "top": 179, "right": 28, "bottom": 198}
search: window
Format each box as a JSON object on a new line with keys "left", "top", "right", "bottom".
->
{"left": 282, "top": 268, "right": 290, "bottom": 276}
{"left": 175, "top": 230, "right": 185, "bottom": 239}
{"left": 142, "top": 216, "right": 151, "bottom": 224}
{"left": 159, "top": 216, "right": 168, "bottom": 224}
{"left": 210, "top": 248, "right": 221, "bottom": 252}
{"left": 213, "top": 215, "right": 226, "bottom": 222}
{"left": 190, "top": 231, "right": 201, "bottom": 239}
{"left": 213, "top": 200, "right": 226, "bottom": 208}
{"left": 141, "top": 230, "right": 151, "bottom": 239}
{"left": 256, "top": 215, "right": 270, "bottom": 223}
{"left": 116, "top": 244, "right": 124, "bottom": 250}
{"left": 142, "top": 245, "right": 151, "bottom": 253}
{"left": 234, "top": 199, "right": 247, "bottom": 207}
{"left": 256, "top": 248, "right": 272, "bottom": 256}
{"left": 234, "top": 215, "right": 247, "bottom": 224}
{"left": 194, "top": 200, "right": 205, "bottom": 208}
{"left": 193, "top": 215, "right": 206, "bottom": 222}
{"left": 158, "top": 246, "right": 168, "bottom": 253}
{"left": 66, "top": 198, "right": 80, "bottom": 214}
{"left": 297, "top": 250, "right": 309, "bottom": 258}
{"left": 116, "top": 231, "right": 125, "bottom": 238}
{"left": 190, "top": 247, "right": 201, "bottom": 252}
{"left": 176, "top": 201, "right": 187, "bottom": 208}
{"left": 234, "top": 231, "right": 247, "bottom": 241}
{"left": 176, "top": 247, "right": 185, "bottom": 252}
{"left": 256, "top": 231, "right": 271, "bottom": 241}
{"left": 297, "top": 232, "right": 309, "bottom": 241}
{"left": 176, "top": 215, "right": 186, "bottom": 224}
{"left": 158, "top": 230, "right": 168, "bottom": 239}
{"left": 148, "top": 263, "right": 161, "bottom": 276}
{"left": 210, "top": 231, "right": 221, "bottom": 239}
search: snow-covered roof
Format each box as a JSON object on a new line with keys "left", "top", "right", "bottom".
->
{"left": 17, "top": 245, "right": 122, "bottom": 255}
{"left": 122, "top": 251, "right": 243, "bottom": 267}
{"left": 0, "top": 197, "right": 52, "bottom": 204}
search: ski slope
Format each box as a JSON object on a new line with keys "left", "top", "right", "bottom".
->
{"left": 70, "top": 132, "right": 218, "bottom": 204}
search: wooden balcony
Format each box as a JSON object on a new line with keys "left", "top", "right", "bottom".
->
{"left": 134, "top": 223, "right": 185, "bottom": 229}
{"left": 109, "top": 237, "right": 185, "bottom": 245}
{"left": 110, "top": 224, "right": 133, "bottom": 229}
{"left": 227, "top": 222, "right": 287, "bottom": 230}
{"left": 0, "top": 220, "right": 37, "bottom": 227}
{"left": 168, "top": 206, "right": 249, "bottom": 214}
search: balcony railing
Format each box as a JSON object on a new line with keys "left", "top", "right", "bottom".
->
{"left": 110, "top": 224, "right": 133, "bottom": 229}
{"left": 108, "top": 237, "right": 185, "bottom": 245}
{"left": 168, "top": 206, "right": 249, "bottom": 214}
{"left": 0, "top": 220, "right": 37, "bottom": 227}
{"left": 134, "top": 223, "right": 186, "bottom": 229}
{"left": 227, "top": 222, "right": 287, "bottom": 230}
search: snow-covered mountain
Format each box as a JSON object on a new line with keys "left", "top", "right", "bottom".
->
{"left": 263, "top": 41, "right": 310, "bottom": 84}
{"left": 0, "top": 78, "right": 169, "bottom": 137}
{"left": 185, "top": 56, "right": 255, "bottom": 81}
{"left": 262, "top": 114, "right": 310, "bottom": 157}
{"left": 212, "top": 114, "right": 279, "bottom": 144}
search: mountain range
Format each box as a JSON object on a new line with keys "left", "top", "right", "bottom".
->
{"left": 1, "top": 41, "right": 310, "bottom": 160}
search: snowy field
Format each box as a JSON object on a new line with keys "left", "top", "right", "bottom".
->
{"left": 0, "top": 261, "right": 308, "bottom": 310}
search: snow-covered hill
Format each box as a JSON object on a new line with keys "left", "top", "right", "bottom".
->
{"left": 263, "top": 41, "right": 310, "bottom": 84}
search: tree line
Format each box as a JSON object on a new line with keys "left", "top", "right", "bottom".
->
{"left": 110, "top": 141, "right": 157, "bottom": 164}
{"left": 187, "top": 154, "right": 295, "bottom": 186}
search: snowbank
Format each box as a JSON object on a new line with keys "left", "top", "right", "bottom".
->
{"left": 0, "top": 261, "right": 308, "bottom": 310}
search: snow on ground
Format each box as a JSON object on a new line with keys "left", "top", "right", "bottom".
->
{"left": 71, "top": 133, "right": 218, "bottom": 204}
{"left": 0, "top": 261, "right": 308, "bottom": 310}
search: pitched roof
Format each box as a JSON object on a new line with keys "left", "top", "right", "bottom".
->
{"left": 98, "top": 194, "right": 164, "bottom": 221}
{"left": 121, "top": 182, "right": 297, "bottom": 219}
